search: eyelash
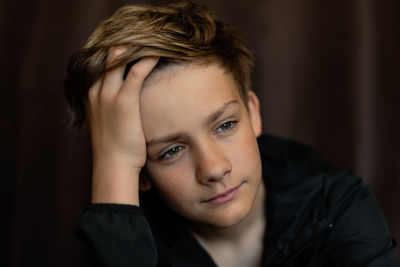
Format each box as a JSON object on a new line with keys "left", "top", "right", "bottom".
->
{"left": 215, "top": 120, "right": 237, "bottom": 134}
{"left": 160, "top": 146, "right": 185, "bottom": 160}
{"left": 159, "top": 120, "right": 238, "bottom": 161}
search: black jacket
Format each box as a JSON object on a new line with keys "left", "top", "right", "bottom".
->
{"left": 78, "top": 135, "right": 399, "bottom": 266}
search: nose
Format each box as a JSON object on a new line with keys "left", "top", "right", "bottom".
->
{"left": 195, "top": 140, "right": 232, "bottom": 185}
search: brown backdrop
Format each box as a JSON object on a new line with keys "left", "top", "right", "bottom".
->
{"left": 2, "top": 0, "right": 399, "bottom": 266}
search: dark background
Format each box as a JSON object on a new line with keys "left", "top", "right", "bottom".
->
{"left": 2, "top": 0, "right": 399, "bottom": 266}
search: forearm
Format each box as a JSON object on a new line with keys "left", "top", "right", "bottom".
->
{"left": 77, "top": 204, "right": 157, "bottom": 267}
{"left": 91, "top": 157, "right": 141, "bottom": 205}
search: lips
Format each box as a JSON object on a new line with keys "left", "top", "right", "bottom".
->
{"left": 202, "top": 183, "right": 242, "bottom": 205}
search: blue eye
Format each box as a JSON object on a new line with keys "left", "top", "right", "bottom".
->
{"left": 161, "top": 146, "right": 184, "bottom": 160}
{"left": 216, "top": 121, "right": 237, "bottom": 134}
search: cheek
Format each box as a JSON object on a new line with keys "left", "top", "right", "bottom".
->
{"left": 145, "top": 162, "right": 195, "bottom": 203}
{"left": 235, "top": 119, "right": 260, "bottom": 155}
{"left": 230, "top": 123, "right": 261, "bottom": 176}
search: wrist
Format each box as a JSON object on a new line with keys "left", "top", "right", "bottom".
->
{"left": 91, "top": 157, "right": 142, "bottom": 205}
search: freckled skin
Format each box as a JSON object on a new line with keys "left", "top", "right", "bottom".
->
{"left": 140, "top": 63, "right": 263, "bottom": 229}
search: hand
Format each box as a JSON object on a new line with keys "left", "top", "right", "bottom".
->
{"left": 85, "top": 46, "right": 159, "bottom": 205}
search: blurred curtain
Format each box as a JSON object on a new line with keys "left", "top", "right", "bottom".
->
{"left": 2, "top": 0, "right": 399, "bottom": 266}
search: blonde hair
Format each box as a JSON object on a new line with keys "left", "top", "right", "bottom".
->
{"left": 64, "top": 1, "right": 253, "bottom": 128}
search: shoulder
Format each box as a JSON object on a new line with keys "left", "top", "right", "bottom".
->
{"left": 258, "top": 134, "right": 330, "bottom": 184}
{"left": 258, "top": 135, "right": 399, "bottom": 266}
{"left": 258, "top": 134, "right": 368, "bottom": 222}
{"left": 257, "top": 134, "right": 362, "bottom": 199}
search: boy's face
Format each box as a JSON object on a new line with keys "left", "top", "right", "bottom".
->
{"left": 140, "top": 63, "right": 262, "bottom": 228}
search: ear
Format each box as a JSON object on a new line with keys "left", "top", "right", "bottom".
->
{"left": 139, "top": 171, "right": 152, "bottom": 191}
{"left": 247, "top": 91, "right": 262, "bottom": 137}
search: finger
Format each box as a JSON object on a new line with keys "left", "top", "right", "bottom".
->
{"left": 120, "top": 56, "right": 159, "bottom": 97}
{"left": 84, "top": 77, "right": 103, "bottom": 134}
{"left": 101, "top": 46, "right": 128, "bottom": 97}
{"left": 87, "top": 76, "right": 103, "bottom": 105}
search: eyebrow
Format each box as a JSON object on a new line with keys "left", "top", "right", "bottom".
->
{"left": 204, "top": 100, "right": 239, "bottom": 126}
{"left": 146, "top": 100, "right": 240, "bottom": 146}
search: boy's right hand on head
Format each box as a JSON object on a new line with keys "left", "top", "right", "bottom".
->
{"left": 85, "top": 46, "right": 159, "bottom": 205}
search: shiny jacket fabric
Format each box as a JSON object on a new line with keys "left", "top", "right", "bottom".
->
{"left": 78, "top": 135, "right": 399, "bottom": 266}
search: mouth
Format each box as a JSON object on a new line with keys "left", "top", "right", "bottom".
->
{"left": 202, "top": 183, "right": 243, "bottom": 205}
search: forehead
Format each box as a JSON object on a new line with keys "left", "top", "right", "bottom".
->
{"left": 141, "top": 62, "right": 238, "bottom": 102}
{"left": 139, "top": 63, "right": 243, "bottom": 138}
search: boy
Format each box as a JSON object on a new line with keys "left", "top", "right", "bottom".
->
{"left": 65, "top": 2, "right": 399, "bottom": 266}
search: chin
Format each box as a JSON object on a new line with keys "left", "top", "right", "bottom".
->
{"left": 204, "top": 201, "right": 253, "bottom": 228}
